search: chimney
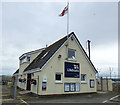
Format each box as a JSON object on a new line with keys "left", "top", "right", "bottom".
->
{"left": 87, "top": 40, "right": 91, "bottom": 59}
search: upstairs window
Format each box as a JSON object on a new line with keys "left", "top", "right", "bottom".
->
{"left": 20, "top": 57, "right": 27, "bottom": 64}
{"left": 81, "top": 74, "right": 86, "bottom": 82}
{"left": 20, "top": 55, "right": 30, "bottom": 64}
{"left": 68, "top": 49, "right": 76, "bottom": 60}
{"left": 27, "top": 55, "right": 30, "bottom": 61}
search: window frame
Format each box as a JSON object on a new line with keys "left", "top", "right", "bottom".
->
{"left": 68, "top": 48, "right": 76, "bottom": 60}
{"left": 64, "top": 83, "right": 80, "bottom": 92}
{"left": 81, "top": 74, "right": 86, "bottom": 82}
{"left": 20, "top": 55, "right": 30, "bottom": 64}
{"left": 55, "top": 73, "right": 63, "bottom": 83}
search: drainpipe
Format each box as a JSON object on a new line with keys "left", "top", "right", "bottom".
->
{"left": 87, "top": 40, "right": 91, "bottom": 59}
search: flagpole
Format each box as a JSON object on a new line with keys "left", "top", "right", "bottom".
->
{"left": 67, "top": 2, "right": 69, "bottom": 40}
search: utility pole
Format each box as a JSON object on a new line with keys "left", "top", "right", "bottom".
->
{"left": 97, "top": 68, "right": 101, "bottom": 78}
{"left": 114, "top": 72, "right": 116, "bottom": 79}
{"left": 109, "top": 67, "right": 113, "bottom": 79}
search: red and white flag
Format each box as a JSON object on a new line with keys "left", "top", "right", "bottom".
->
{"left": 59, "top": 4, "right": 68, "bottom": 16}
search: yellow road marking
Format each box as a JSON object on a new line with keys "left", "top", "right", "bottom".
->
{"left": 17, "top": 96, "right": 21, "bottom": 97}
{"left": 1, "top": 95, "right": 8, "bottom": 96}
{"left": 0, "top": 98, "right": 13, "bottom": 101}
{"left": 1, "top": 92, "right": 8, "bottom": 94}
{"left": 20, "top": 99, "right": 29, "bottom": 105}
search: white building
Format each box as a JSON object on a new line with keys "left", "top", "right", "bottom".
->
{"left": 13, "top": 32, "right": 98, "bottom": 95}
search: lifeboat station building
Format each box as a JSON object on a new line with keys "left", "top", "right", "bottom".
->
{"left": 13, "top": 32, "right": 98, "bottom": 95}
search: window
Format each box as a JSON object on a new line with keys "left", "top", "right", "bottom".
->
{"left": 70, "top": 83, "right": 75, "bottom": 92}
{"left": 64, "top": 83, "right": 80, "bottom": 92}
{"left": 20, "top": 57, "right": 26, "bottom": 63}
{"left": 55, "top": 73, "right": 62, "bottom": 82}
{"left": 68, "top": 49, "right": 76, "bottom": 60}
{"left": 81, "top": 74, "right": 86, "bottom": 82}
{"left": 20, "top": 55, "right": 30, "bottom": 64}
{"left": 76, "top": 83, "right": 80, "bottom": 91}
{"left": 27, "top": 56, "right": 30, "bottom": 61}
{"left": 64, "top": 83, "right": 70, "bottom": 92}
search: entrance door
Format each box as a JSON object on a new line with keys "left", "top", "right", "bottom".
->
{"left": 26, "top": 74, "right": 31, "bottom": 90}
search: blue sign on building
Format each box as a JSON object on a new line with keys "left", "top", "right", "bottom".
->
{"left": 65, "top": 62, "right": 80, "bottom": 78}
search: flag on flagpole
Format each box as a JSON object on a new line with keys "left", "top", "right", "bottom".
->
{"left": 59, "top": 2, "right": 69, "bottom": 40}
{"left": 59, "top": 4, "right": 68, "bottom": 16}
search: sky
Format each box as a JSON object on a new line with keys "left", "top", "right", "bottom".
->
{"left": 1, "top": 2, "right": 118, "bottom": 77}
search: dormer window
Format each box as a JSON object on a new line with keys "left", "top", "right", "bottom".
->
{"left": 68, "top": 49, "right": 76, "bottom": 60}
{"left": 20, "top": 55, "right": 30, "bottom": 64}
{"left": 27, "top": 55, "right": 30, "bottom": 61}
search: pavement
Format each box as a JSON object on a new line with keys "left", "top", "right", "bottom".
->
{"left": 1, "top": 85, "right": 120, "bottom": 105}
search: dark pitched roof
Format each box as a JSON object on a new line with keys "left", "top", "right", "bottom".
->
{"left": 23, "top": 32, "right": 97, "bottom": 73}
{"left": 13, "top": 69, "right": 19, "bottom": 75}
{"left": 24, "top": 32, "right": 73, "bottom": 73}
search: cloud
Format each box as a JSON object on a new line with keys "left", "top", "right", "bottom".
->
{"left": 2, "top": 2, "right": 118, "bottom": 76}
{"left": 91, "top": 42, "right": 118, "bottom": 77}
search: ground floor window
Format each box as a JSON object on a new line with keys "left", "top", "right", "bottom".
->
{"left": 81, "top": 74, "right": 86, "bottom": 82}
{"left": 55, "top": 73, "right": 62, "bottom": 82}
{"left": 64, "top": 83, "right": 80, "bottom": 92}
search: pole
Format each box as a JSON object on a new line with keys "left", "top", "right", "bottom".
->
{"left": 101, "top": 77, "right": 103, "bottom": 91}
{"left": 109, "top": 67, "right": 113, "bottom": 79}
{"left": 106, "top": 76, "right": 108, "bottom": 91}
{"left": 14, "top": 75, "right": 17, "bottom": 99}
{"left": 67, "top": 2, "right": 69, "bottom": 40}
{"left": 37, "top": 76, "right": 39, "bottom": 94}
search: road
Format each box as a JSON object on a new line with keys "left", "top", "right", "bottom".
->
{"left": 1, "top": 85, "right": 120, "bottom": 105}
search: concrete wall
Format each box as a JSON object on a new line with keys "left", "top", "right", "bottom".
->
{"left": 30, "top": 35, "right": 97, "bottom": 95}
{"left": 97, "top": 78, "right": 113, "bottom": 91}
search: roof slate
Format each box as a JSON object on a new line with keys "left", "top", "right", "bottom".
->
{"left": 23, "top": 32, "right": 97, "bottom": 73}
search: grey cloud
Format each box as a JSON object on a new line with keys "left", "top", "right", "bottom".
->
{"left": 2, "top": 2, "right": 118, "bottom": 76}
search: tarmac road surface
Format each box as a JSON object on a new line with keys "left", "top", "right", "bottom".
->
{"left": 1, "top": 85, "right": 120, "bottom": 105}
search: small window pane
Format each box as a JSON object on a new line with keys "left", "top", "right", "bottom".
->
{"left": 64, "top": 83, "right": 70, "bottom": 92}
{"left": 70, "top": 83, "right": 75, "bottom": 91}
{"left": 76, "top": 83, "right": 80, "bottom": 91}
{"left": 27, "top": 56, "right": 30, "bottom": 61}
